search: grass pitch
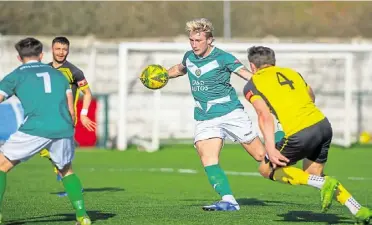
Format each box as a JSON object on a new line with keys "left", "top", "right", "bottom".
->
{"left": 2, "top": 144, "right": 372, "bottom": 225}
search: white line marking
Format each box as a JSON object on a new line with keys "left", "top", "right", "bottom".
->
{"left": 85, "top": 167, "right": 371, "bottom": 181}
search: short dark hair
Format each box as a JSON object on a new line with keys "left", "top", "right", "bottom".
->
{"left": 52, "top": 36, "right": 70, "bottom": 46}
{"left": 14, "top": 37, "right": 43, "bottom": 59}
{"left": 247, "top": 46, "right": 276, "bottom": 68}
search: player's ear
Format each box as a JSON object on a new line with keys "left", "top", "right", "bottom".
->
{"left": 17, "top": 55, "right": 22, "bottom": 63}
{"left": 250, "top": 63, "right": 257, "bottom": 73}
{"left": 39, "top": 52, "right": 44, "bottom": 61}
{"left": 207, "top": 37, "right": 213, "bottom": 45}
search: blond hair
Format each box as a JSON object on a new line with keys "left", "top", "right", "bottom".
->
{"left": 185, "top": 18, "right": 214, "bottom": 38}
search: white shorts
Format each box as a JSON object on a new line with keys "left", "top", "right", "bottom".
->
{"left": 194, "top": 108, "right": 258, "bottom": 144}
{"left": 0, "top": 131, "right": 75, "bottom": 170}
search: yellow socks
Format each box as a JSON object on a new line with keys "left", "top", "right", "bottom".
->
{"left": 272, "top": 166, "right": 310, "bottom": 185}
{"left": 272, "top": 167, "right": 362, "bottom": 215}
{"left": 336, "top": 184, "right": 361, "bottom": 215}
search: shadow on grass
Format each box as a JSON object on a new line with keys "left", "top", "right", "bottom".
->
{"left": 275, "top": 210, "right": 353, "bottom": 224}
{"left": 5, "top": 210, "right": 116, "bottom": 224}
{"left": 50, "top": 187, "right": 125, "bottom": 196}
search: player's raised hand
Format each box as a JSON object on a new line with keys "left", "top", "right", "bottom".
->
{"left": 267, "top": 148, "right": 289, "bottom": 168}
{"left": 80, "top": 115, "right": 97, "bottom": 132}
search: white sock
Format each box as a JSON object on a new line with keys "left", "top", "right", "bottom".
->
{"left": 345, "top": 196, "right": 362, "bottom": 215}
{"left": 307, "top": 175, "right": 325, "bottom": 189}
{"left": 222, "top": 195, "right": 240, "bottom": 209}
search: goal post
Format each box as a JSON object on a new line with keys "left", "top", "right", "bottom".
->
{"left": 117, "top": 42, "right": 367, "bottom": 151}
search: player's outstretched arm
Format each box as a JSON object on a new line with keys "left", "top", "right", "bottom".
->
{"left": 80, "top": 88, "right": 97, "bottom": 132}
{"left": 251, "top": 99, "right": 289, "bottom": 168}
{"left": 167, "top": 63, "right": 186, "bottom": 79}
{"left": 233, "top": 66, "right": 253, "bottom": 81}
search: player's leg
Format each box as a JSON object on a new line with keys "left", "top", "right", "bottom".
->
{"left": 304, "top": 132, "right": 372, "bottom": 225}
{"left": 258, "top": 121, "right": 339, "bottom": 212}
{"left": 40, "top": 147, "right": 62, "bottom": 182}
{"left": 221, "top": 109, "right": 265, "bottom": 161}
{"left": 195, "top": 138, "right": 239, "bottom": 211}
{"left": 194, "top": 117, "right": 239, "bottom": 211}
{"left": 0, "top": 131, "right": 51, "bottom": 223}
{"left": 304, "top": 159, "right": 372, "bottom": 224}
{"left": 0, "top": 153, "right": 19, "bottom": 224}
{"left": 48, "top": 137, "right": 90, "bottom": 225}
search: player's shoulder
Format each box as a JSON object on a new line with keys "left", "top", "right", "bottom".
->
{"left": 213, "top": 47, "right": 235, "bottom": 58}
{"left": 63, "top": 61, "right": 83, "bottom": 74}
{"left": 183, "top": 50, "right": 194, "bottom": 59}
{"left": 278, "top": 66, "right": 300, "bottom": 74}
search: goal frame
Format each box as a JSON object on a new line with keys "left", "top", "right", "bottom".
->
{"left": 117, "top": 42, "right": 366, "bottom": 151}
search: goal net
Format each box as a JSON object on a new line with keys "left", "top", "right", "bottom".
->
{"left": 117, "top": 42, "right": 361, "bottom": 151}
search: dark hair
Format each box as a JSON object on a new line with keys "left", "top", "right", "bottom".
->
{"left": 14, "top": 37, "right": 43, "bottom": 59}
{"left": 247, "top": 46, "right": 276, "bottom": 68}
{"left": 52, "top": 36, "right": 70, "bottom": 46}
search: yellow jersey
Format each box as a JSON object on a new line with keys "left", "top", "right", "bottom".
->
{"left": 243, "top": 66, "right": 325, "bottom": 137}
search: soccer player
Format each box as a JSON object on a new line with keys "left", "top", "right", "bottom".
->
{"left": 244, "top": 46, "right": 372, "bottom": 224}
{"left": 0, "top": 38, "right": 91, "bottom": 225}
{"left": 40, "top": 36, "right": 96, "bottom": 186}
{"left": 165, "top": 18, "right": 267, "bottom": 211}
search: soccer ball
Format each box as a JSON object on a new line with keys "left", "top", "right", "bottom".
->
{"left": 139, "top": 64, "right": 169, "bottom": 90}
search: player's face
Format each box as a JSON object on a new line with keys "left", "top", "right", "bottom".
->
{"left": 189, "top": 31, "right": 212, "bottom": 57}
{"left": 52, "top": 42, "right": 69, "bottom": 63}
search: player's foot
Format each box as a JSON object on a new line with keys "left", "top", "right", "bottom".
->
{"left": 40, "top": 149, "right": 50, "bottom": 158}
{"left": 354, "top": 207, "right": 372, "bottom": 225}
{"left": 320, "top": 176, "right": 339, "bottom": 212}
{"left": 76, "top": 215, "right": 91, "bottom": 225}
{"left": 202, "top": 201, "right": 240, "bottom": 211}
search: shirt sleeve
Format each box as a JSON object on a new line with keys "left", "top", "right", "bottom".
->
{"left": 73, "top": 69, "right": 89, "bottom": 90}
{"left": 243, "top": 79, "right": 262, "bottom": 103}
{"left": 181, "top": 51, "right": 192, "bottom": 67}
{"left": 0, "top": 72, "right": 18, "bottom": 99}
{"left": 224, "top": 53, "right": 244, "bottom": 73}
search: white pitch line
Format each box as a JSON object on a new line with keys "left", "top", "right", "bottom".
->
{"left": 86, "top": 167, "right": 371, "bottom": 181}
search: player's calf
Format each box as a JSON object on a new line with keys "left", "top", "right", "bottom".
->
{"left": 241, "top": 137, "right": 265, "bottom": 162}
{"left": 58, "top": 164, "right": 89, "bottom": 219}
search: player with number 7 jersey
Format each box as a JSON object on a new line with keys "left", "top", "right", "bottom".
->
{"left": 0, "top": 62, "right": 74, "bottom": 138}
{"left": 0, "top": 62, "right": 74, "bottom": 137}
{"left": 0, "top": 37, "right": 91, "bottom": 225}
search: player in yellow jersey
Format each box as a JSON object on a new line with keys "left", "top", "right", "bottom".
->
{"left": 244, "top": 46, "right": 372, "bottom": 224}
{"left": 40, "top": 37, "right": 96, "bottom": 195}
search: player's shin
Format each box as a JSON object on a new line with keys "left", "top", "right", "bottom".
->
{"left": 271, "top": 166, "right": 325, "bottom": 188}
{"left": 204, "top": 164, "right": 237, "bottom": 204}
{"left": 62, "top": 174, "right": 87, "bottom": 217}
{"left": 336, "top": 183, "right": 362, "bottom": 215}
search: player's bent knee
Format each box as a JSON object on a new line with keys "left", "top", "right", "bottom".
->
{"left": 58, "top": 163, "right": 74, "bottom": 178}
{"left": 258, "top": 162, "right": 271, "bottom": 179}
{"left": 253, "top": 151, "right": 265, "bottom": 162}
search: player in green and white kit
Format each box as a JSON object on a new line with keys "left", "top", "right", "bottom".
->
{"left": 0, "top": 38, "right": 91, "bottom": 225}
{"left": 167, "top": 18, "right": 266, "bottom": 211}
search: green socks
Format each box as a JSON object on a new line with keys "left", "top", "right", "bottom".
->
{"left": 205, "top": 164, "right": 233, "bottom": 197}
{"left": 62, "top": 174, "right": 87, "bottom": 217}
{"left": 0, "top": 171, "right": 6, "bottom": 210}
